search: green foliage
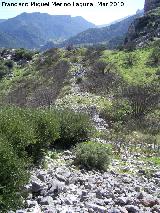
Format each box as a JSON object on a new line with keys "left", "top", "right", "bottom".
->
{"left": 123, "top": 52, "right": 137, "bottom": 67}
{"left": 0, "top": 136, "right": 29, "bottom": 212}
{"left": 74, "top": 141, "right": 111, "bottom": 171}
{"left": 0, "top": 108, "right": 36, "bottom": 158}
{"left": 143, "top": 157, "right": 160, "bottom": 166}
{"left": 142, "top": 110, "right": 160, "bottom": 135}
{"left": 94, "top": 60, "right": 107, "bottom": 74}
{"left": 122, "top": 83, "right": 159, "bottom": 118}
{"left": 101, "top": 99, "right": 132, "bottom": 124}
{"left": 26, "top": 109, "right": 60, "bottom": 163}
{"left": 0, "top": 106, "right": 93, "bottom": 210}
{"left": 0, "top": 60, "right": 12, "bottom": 79}
{"left": 4, "top": 60, "right": 14, "bottom": 70}
{"left": 102, "top": 48, "right": 157, "bottom": 85}
{"left": 148, "top": 45, "right": 160, "bottom": 66}
{"left": 0, "top": 107, "right": 93, "bottom": 162}
{"left": 14, "top": 49, "right": 34, "bottom": 61}
{"left": 54, "top": 110, "right": 93, "bottom": 148}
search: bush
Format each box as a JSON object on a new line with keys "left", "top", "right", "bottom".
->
{"left": 94, "top": 60, "right": 107, "bottom": 74}
{"left": 13, "top": 49, "right": 34, "bottom": 61}
{"left": 122, "top": 84, "right": 159, "bottom": 118}
{"left": 4, "top": 60, "right": 14, "bottom": 70}
{"left": 73, "top": 141, "right": 112, "bottom": 171}
{"left": 26, "top": 109, "right": 60, "bottom": 163}
{"left": 0, "top": 107, "right": 94, "bottom": 211}
{"left": 148, "top": 46, "right": 160, "bottom": 66}
{"left": 124, "top": 53, "right": 137, "bottom": 67}
{"left": 0, "top": 137, "right": 29, "bottom": 212}
{"left": 0, "top": 61, "right": 12, "bottom": 79}
{"left": 0, "top": 107, "right": 93, "bottom": 162}
{"left": 0, "top": 107, "right": 60, "bottom": 164}
{"left": 101, "top": 99, "right": 132, "bottom": 125}
{"left": 0, "top": 107, "right": 36, "bottom": 158}
{"left": 54, "top": 110, "right": 93, "bottom": 148}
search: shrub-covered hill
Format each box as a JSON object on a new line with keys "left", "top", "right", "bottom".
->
{"left": 0, "top": 43, "right": 159, "bottom": 151}
{"left": 0, "top": 42, "right": 159, "bottom": 109}
{"left": 0, "top": 43, "right": 159, "bottom": 212}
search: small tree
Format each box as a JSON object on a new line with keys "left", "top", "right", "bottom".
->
{"left": 94, "top": 60, "right": 107, "bottom": 74}
{"left": 4, "top": 60, "right": 14, "bottom": 70}
{"left": 122, "top": 84, "right": 159, "bottom": 118}
{"left": 148, "top": 47, "right": 160, "bottom": 66}
{"left": 124, "top": 53, "right": 137, "bottom": 67}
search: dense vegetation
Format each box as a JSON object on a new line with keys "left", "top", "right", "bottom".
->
{"left": 84, "top": 43, "right": 160, "bottom": 155}
{"left": 0, "top": 107, "right": 93, "bottom": 211}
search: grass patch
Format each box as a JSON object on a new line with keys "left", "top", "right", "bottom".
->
{"left": 143, "top": 157, "right": 160, "bottom": 166}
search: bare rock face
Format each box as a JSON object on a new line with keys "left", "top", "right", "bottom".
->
{"left": 144, "top": 0, "right": 160, "bottom": 13}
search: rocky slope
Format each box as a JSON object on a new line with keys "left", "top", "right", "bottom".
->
{"left": 125, "top": 0, "right": 160, "bottom": 48}
{"left": 59, "top": 11, "right": 143, "bottom": 50}
{"left": 14, "top": 151, "right": 160, "bottom": 213}
{"left": 144, "top": 0, "right": 160, "bottom": 13}
{"left": 13, "top": 59, "right": 160, "bottom": 213}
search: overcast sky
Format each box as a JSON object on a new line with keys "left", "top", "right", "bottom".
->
{"left": 0, "top": 0, "right": 145, "bottom": 25}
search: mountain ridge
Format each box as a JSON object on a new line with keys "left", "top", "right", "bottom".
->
{"left": 0, "top": 12, "right": 95, "bottom": 49}
{"left": 59, "top": 10, "right": 143, "bottom": 49}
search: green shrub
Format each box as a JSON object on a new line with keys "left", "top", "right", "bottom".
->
{"left": 142, "top": 110, "right": 160, "bottom": 135}
{"left": 4, "top": 60, "right": 14, "bottom": 70}
{"left": 122, "top": 84, "right": 159, "bottom": 118}
{"left": 0, "top": 107, "right": 93, "bottom": 163}
{"left": 54, "top": 110, "right": 93, "bottom": 148}
{"left": 0, "top": 61, "right": 11, "bottom": 79}
{"left": 148, "top": 46, "right": 160, "bottom": 66}
{"left": 101, "top": 99, "right": 132, "bottom": 125}
{"left": 0, "top": 107, "right": 60, "bottom": 164}
{"left": 0, "top": 136, "right": 29, "bottom": 212}
{"left": 73, "top": 141, "right": 112, "bottom": 171}
{"left": 26, "top": 109, "right": 60, "bottom": 163}
{"left": 14, "top": 49, "right": 34, "bottom": 61}
{"left": 0, "top": 107, "right": 36, "bottom": 158}
{"left": 94, "top": 60, "right": 107, "bottom": 74}
{"left": 124, "top": 52, "right": 137, "bottom": 67}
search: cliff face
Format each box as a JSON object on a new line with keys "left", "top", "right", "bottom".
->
{"left": 144, "top": 0, "right": 160, "bottom": 13}
{"left": 124, "top": 0, "right": 160, "bottom": 48}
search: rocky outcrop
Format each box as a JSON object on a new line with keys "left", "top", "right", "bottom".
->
{"left": 144, "top": 0, "right": 160, "bottom": 13}
{"left": 124, "top": 10, "right": 160, "bottom": 48}
{"left": 124, "top": 3, "right": 160, "bottom": 48}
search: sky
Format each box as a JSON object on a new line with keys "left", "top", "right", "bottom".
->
{"left": 0, "top": 0, "right": 145, "bottom": 25}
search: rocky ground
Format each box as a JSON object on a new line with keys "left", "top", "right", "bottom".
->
{"left": 13, "top": 63, "right": 160, "bottom": 213}
{"left": 14, "top": 150, "right": 160, "bottom": 213}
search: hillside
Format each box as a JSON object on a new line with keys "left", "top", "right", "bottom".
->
{"left": 0, "top": 1, "right": 160, "bottom": 212}
{"left": 0, "top": 13, "right": 95, "bottom": 49}
{"left": 60, "top": 10, "right": 143, "bottom": 49}
{"left": 0, "top": 41, "right": 159, "bottom": 212}
{"left": 125, "top": 8, "right": 160, "bottom": 48}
